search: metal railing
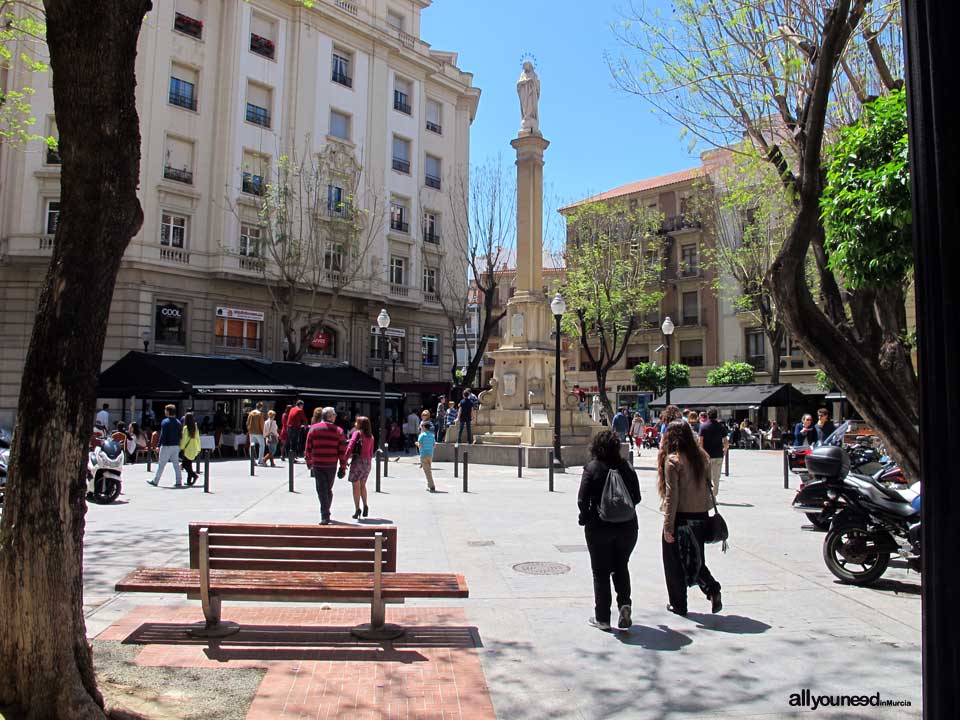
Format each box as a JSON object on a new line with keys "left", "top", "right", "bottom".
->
{"left": 662, "top": 214, "right": 702, "bottom": 232}
{"left": 332, "top": 70, "right": 353, "bottom": 88}
{"left": 250, "top": 33, "right": 275, "bottom": 59}
{"left": 392, "top": 156, "right": 410, "bottom": 173}
{"left": 174, "top": 12, "right": 202, "bottom": 39}
{"left": 169, "top": 90, "right": 197, "bottom": 111}
{"left": 390, "top": 218, "right": 410, "bottom": 233}
{"left": 215, "top": 335, "right": 263, "bottom": 351}
{"left": 245, "top": 103, "right": 271, "bottom": 128}
{"left": 164, "top": 166, "right": 194, "bottom": 184}
{"left": 425, "top": 174, "right": 441, "bottom": 190}
{"left": 423, "top": 231, "right": 441, "bottom": 245}
{"left": 426, "top": 120, "right": 442, "bottom": 134}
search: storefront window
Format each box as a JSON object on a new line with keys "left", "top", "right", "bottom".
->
{"left": 155, "top": 301, "right": 186, "bottom": 346}
{"left": 215, "top": 317, "right": 262, "bottom": 351}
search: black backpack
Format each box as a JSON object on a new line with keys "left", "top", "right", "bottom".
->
{"left": 598, "top": 467, "right": 637, "bottom": 523}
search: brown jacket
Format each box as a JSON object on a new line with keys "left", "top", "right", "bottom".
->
{"left": 246, "top": 409, "right": 265, "bottom": 435}
{"left": 660, "top": 452, "right": 713, "bottom": 533}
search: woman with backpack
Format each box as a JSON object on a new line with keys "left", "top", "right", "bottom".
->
{"left": 577, "top": 430, "right": 642, "bottom": 631}
{"left": 658, "top": 420, "right": 723, "bottom": 617}
{"left": 345, "top": 416, "right": 375, "bottom": 519}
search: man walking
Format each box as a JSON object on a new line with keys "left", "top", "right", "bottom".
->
{"left": 698, "top": 407, "right": 729, "bottom": 496}
{"left": 612, "top": 407, "right": 629, "bottom": 442}
{"left": 247, "top": 401, "right": 266, "bottom": 465}
{"left": 305, "top": 407, "right": 347, "bottom": 525}
{"left": 456, "top": 388, "right": 476, "bottom": 444}
{"left": 286, "top": 399, "right": 307, "bottom": 460}
{"left": 148, "top": 404, "right": 183, "bottom": 488}
{"left": 404, "top": 409, "right": 420, "bottom": 454}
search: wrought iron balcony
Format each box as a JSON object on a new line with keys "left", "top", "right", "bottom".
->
{"left": 169, "top": 90, "right": 197, "bottom": 111}
{"left": 392, "top": 156, "right": 410, "bottom": 174}
{"left": 245, "top": 103, "right": 271, "bottom": 128}
{"left": 393, "top": 91, "right": 411, "bottom": 115}
{"left": 426, "top": 120, "right": 442, "bottom": 134}
{"left": 332, "top": 70, "right": 353, "bottom": 88}
{"left": 174, "top": 12, "right": 202, "bottom": 39}
{"left": 425, "top": 174, "right": 441, "bottom": 190}
{"left": 390, "top": 218, "right": 410, "bottom": 233}
{"left": 164, "top": 166, "right": 194, "bottom": 184}
{"left": 250, "top": 33, "right": 276, "bottom": 59}
{"left": 423, "top": 231, "right": 441, "bottom": 245}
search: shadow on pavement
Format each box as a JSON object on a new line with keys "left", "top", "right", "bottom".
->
{"left": 615, "top": 624, "right": 692, "bottom": 651}
{"left": 856, "top": 578, "right": 921, "bottom": 596}
{"left": 686, "top": 613, "right": 772, "bottom": 634}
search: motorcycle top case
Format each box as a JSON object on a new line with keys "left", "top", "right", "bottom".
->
{"left": 805, "top": 446, "right": 850, "bottom": 479}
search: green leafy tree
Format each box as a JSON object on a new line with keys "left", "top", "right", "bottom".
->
{"left": 707, "top": 361, "right": 756, "bottom": 386}
{"left": 610, "top": 0, "right": 920, "bottom": 481}
{"left": 562, "top": 200, "right": 664, "bottom": 417}
{"left": 633, "top": 362, "right": 691, "bottom": 397}
{"left": 815, "top": 369, "right": 835, "bottom": 393}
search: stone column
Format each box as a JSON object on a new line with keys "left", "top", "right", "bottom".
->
{"left": 511, "top": 134, "right": 550, "bottom": 296}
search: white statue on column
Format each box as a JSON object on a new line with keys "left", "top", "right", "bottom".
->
{"left": 517, "top": 61, "right": 540, "bottom": 135}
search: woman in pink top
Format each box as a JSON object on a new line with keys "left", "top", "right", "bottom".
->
{"left": 345, "top": 416, "right": 376, "bottom": 519}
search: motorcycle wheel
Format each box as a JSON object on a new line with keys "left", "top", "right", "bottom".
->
{"left": 822, "top": 523, "right": 890, "bottom": 585}
{"left": 91, "top": 479, "right": 121, "bottom": 504}
{"left": 806, "top": 512, "right": 832, "bottom": 531}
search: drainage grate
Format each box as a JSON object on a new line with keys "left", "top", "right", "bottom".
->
{"left": 513, "top": 561, "right": 571, "bottom": 576}
{"left": 467, "top": 540, "right": 495, "bottom": 547}
{"left": 555, "top": 545, "right": 589, "bottom": 553}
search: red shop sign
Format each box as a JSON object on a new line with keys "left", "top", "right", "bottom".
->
{"left": 310, "top": 331, "right": 330, "bottom": 350}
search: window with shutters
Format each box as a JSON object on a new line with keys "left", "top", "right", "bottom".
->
{"left": 245, "top": 81, "right": 272, "bottom": 128}
{"left": 163, "top": 136, "right": 195, "bottom": 184}
{"left": 424, "top": 154, "right": 441, "bottom": 190}
{"left": 426, "top": 99, "right": 442, "bottom": 134}
{"left": 392, "top": 135, "right": 410, "bottom": 174}
{"left": 169, "top": 64, "right": 198, "bottom": 111}
{"left": 241, "top": 151, "right": 268, "bottom": 196}
{"left": 329, "top": 109, "right": 351, "bottom": 141}
{"left": 393, "top": 76, "right": 411, "bottom": 114}
{"left": 249, "top": 13, "right": 276, "bottom": 59}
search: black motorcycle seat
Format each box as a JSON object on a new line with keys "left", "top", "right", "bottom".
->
{"left": 847, "top": 475, "right": 919, "bottom": 518}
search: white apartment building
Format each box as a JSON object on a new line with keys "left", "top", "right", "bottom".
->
{"left": 0, "top": 0, "right": 481, "bottom": 425}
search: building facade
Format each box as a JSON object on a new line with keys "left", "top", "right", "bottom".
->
{"left": 0, "top": 0, "right": 480, "bottom": 425}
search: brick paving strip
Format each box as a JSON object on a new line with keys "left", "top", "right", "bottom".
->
{"left": 96, "top": 604, "right": 495, "bottom": 720}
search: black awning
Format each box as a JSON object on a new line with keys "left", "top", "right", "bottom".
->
{"left": 649, "top": 383, "right": 808, "bottom": 409}
{"left": 98, "top": 351, "right": 402, "bottom": 401}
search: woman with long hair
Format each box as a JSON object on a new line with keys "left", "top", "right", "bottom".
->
{"left": 179, "top": 411, "right": 201, "bottom": 484}
{"left": 577, "top": 430, "right": 642, "bottom": 631}
{"left": 263, "top": 409, "right": 279, "bottom": 467}
{"left": 345, "top": 416, "right": 376, "bottom": 519}
{"left": 657, "top": 421, "right": 722, "bottom": 617}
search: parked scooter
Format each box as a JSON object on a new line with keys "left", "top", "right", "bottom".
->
{"left": 87, "top": 434, "right": 123, "bottom": 504}
{"left": 805, "top": 445, "right": 920, "bottom": 586}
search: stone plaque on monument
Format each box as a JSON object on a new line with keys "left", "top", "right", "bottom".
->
{"left": 503, "top": 373, "right": 517, "bottom": 397}
{"left": 511, "top": 313, "right": 524, "bottom": 338}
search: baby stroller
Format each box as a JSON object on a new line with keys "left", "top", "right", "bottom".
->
{"left": 641, "top": 425, "right": 660, "bottom": 449}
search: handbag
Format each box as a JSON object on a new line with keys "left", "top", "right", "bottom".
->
{"left": 703, "top": 482, "right": 729, "bottom": 551}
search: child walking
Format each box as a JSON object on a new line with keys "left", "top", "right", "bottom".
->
{"left": 416, "top": 420, "right": 437, "bottom": 492}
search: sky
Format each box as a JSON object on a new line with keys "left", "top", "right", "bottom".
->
{"left": 421, "top": 0, "right": 702, "bottom": 215}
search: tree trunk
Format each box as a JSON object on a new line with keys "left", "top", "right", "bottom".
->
{"left": 766, "top": 325, "right": 784, "bottom": 385}
{"left": 0, "top": 1, "right": 151, "bottom": 717}
{"left": 595, "top": 367, "right": 614, "bottom": 420}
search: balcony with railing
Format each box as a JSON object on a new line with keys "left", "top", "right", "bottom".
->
{"left": 425, "top": 174, "right": 441, "bottom": 190}
{"left": 662, "top": 214, "right": 702, "bottom": 233}
{"left": 169, "top": 89, "right": 197, "bottom": 111}
{"left": 393, "top": 90, "right": 411, "bottom": 115}
{"left": 333, "top": 0, "right": 359, "bottom": 16}
{"left": 0, "top": 234, "right": 55, "bottom": 260}
{"left": 747, "top": 356, "right": 767, "bottom": 371}
{"left": 332, "top": 69, "right": 352, "bottom": 88}
{"left": 174, "top": 12, "right": 203, "bottom": 39}
{"left": 390, "top": 284, "right": 409, "bottom": 298}
{"left": 164, "top": 166, "right": 194, "bottom": 184}
{"left": 390, "top": 218, "right": 409, "bottom": 233}
{"left": 250, "top": 33, "right": 275, "bottom": 59}
{"left": 160, "top": 246, "right": 191, "bottom": 264}
{"left": 423, "top": 231, "right": 441, "bottom": 245}
{"left": 423, "top": 291, "right": 438, "bottom": 304}
{"left": 327, "top": 201, "right": 353, "bottom": 218}
{"left": 245, "top": 103, "right": 271, "bottom": 128}
{"left": 426, "top": 120, "right": 442, "bottom": 134}
{"left": 392, "top": 156, "right": 410, "bottom": 174}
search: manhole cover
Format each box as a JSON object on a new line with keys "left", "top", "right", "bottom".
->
{"left": 555, "top": 545, "right": 588, "bottom": 553}
{"left": 468, "top": 540, "right": 495, "bottom": 547}
{"left": 513, "top": 561, "right": 571, "bottom": 575}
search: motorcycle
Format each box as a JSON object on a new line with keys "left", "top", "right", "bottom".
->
{"left": 806, "top": 445, "right": 920, "bottom": 586}
{"left": 87, "top": 435, "right": 123, "bottom": 504}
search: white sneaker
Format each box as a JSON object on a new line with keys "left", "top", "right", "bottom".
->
{"left": 618, "top": 605, "right": 632, "bottom": 629}
{"left": 588, "top": 617, "right": 611, "bottom": 631}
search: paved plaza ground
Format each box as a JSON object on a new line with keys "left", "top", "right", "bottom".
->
{"left": 83, "top": 449, "right": 921, "bottom": 719}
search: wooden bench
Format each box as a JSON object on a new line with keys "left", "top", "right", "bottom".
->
{"left": 116, "top": 523, "right": 468, "bottom": 640}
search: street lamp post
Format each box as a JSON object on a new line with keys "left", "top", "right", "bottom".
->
{"left": 550, "top": 291, "right": 567, "bottom": 470}
{"left": 662, "top": 316, "right": 675, "bottom": 406}
{"left": 377, "top": 308, "right": 391, "bottom": 452}
{"left": 141, "top": 328, "right": 151, "bottom": 353}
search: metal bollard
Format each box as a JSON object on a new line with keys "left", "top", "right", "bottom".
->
{"left": 463, "top": 451, "right": 469, "bottom": 493}
{"left": 548, "top": 450, "right": 555, "bottom": 492}
{"left": 725, "top": 447, "right": 730, "bottom": 477}
{"left": 783, "top": 448, "right": 790, "bottom": 489}
{"left": 629, "top": 447, "right": 635, "bottom": 468}
{"left": 250, "top": 449, "right": 255, "bottom": 477}
{"left": 146, "top": 451, "right": 152, "bottom": 473}
{"left": 203, "top": 450, "right": 210, "bottom": 493}
{"left": 288, "top": 450, "right": 295, "bottom": 492}
{"left": 454, "top": 444, "right": 459, "bottom": 478}
{"left": 517, "top": 446, "right": 523, "bottom": 478}
{"left": 375, "top": 449, "right": 382, "bottom": 493}
{"left": 383, "top": 444, "right": 389, "bottom": 477}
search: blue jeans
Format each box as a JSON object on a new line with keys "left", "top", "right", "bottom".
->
{"left": 457, "top": 420, "right": 472, "bottom": 444}
{"left": 312, "top": 466, "right": 336, "bottom": 521}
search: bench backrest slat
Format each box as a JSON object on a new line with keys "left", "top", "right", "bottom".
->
{"left": 188, "top": 523, "right": 397, "bottom": 573}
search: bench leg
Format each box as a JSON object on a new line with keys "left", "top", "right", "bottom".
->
{"left": 187, "top": 595, "right": 240, "bottom": 639}
{"left": 350, "top": 599, "right": 405, "bottom": 641}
